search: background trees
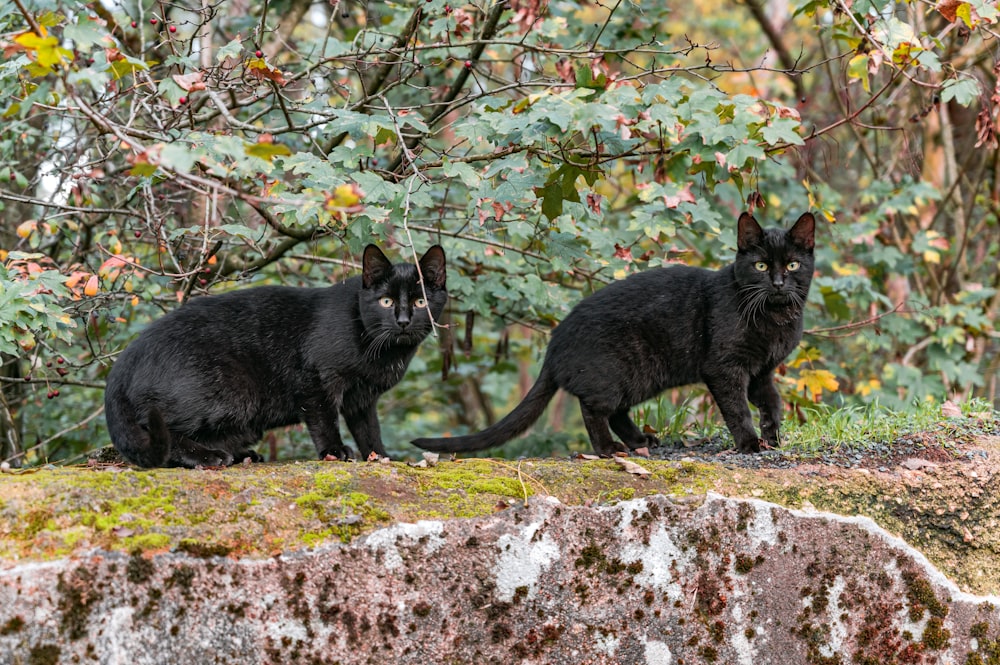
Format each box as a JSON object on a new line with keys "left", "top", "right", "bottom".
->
{"left": 1, "top": 0, "right": 997, "bottom": 464}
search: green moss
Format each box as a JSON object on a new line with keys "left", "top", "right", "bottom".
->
{"left": 122, "top": 533, "right": 171, "bottom": 551}
{"left": 176, "top": 539, "right": 232, "bottom": 558}
{"left": 28, "top": 644, "right": 61, "bottom": 665}
{"left": 922, "top": 616, "right": 951, "bottom": 650}
{"left": 0, "top": 615, "right": 25, "bottom": 635}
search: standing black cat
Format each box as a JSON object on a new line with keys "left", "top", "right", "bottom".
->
{"left": 412, "top": 212, "right": 814, "bottom": 456}
{"left": 105, "top": 244, "right": 447, "bottom": 468}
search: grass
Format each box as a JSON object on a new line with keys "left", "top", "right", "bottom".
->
{"left": 779, "top": 397, "right": 998, "bottom": 454}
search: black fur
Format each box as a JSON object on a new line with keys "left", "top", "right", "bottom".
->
{"left": 105, "top": 245, "right": 447, "bottom": 468}
{"left": 412, "top": 213, "right": 814, "bottom": 455}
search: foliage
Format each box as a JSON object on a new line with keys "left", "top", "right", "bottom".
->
{"left": 0, "top": 0, "right": 998, "bottom": 464}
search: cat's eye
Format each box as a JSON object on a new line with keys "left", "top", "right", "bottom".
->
{"left": 754, "top": 261, "right": 768, "bottom": 272}
{"left": 414, "top": 297, "right": 428, "bottom": 309}
{"left": 378, "top": 297, "right": 394, "bottom": 308}
{"left": 787, "top": 261, "right": 801, "bottom": 271}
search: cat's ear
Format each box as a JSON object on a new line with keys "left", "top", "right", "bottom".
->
{"left": 419, "top": 245, "right": 447, "bottom": 289}
{"left": 787, "top": 212, "right": 816, "bottom": 250}
{"left": 362, "top": 245, "right": 393, "bottom": 288}
{"left": 736, "top": 212, "right": 764, "bottom": 251}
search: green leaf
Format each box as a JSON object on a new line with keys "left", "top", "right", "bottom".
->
{"left": 846, "top": 54, "right": 871, "bottom": 93}
{"left": 537, "top": 181, "right": 563, "bottom": 221}
{"left": 761, "top": 117, "right": 804, "bottom": 146}
{"left": 940, "top": 77, "right": 980, "bottom": 106}
{"left": 64, "top": 20, "right": 108, "bottom": 50}
{"left": 217, "top": 38, "right": 244, "bottom": 63}
{"left": 442, "top": 158, "right": 481, "bottom": 188}
{"left": 160, "top": 144, "right": 198, "bottom": 173}
{"left": 244, "top": 141, "right": 293, "bottom": 161}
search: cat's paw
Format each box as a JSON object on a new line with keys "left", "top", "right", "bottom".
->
{"left": 595, "top": 440, "right": 631, "bottom": 457}
{"left": 318, "top": 445, "right": 356, "bottom": 462}
{"left": 736, "top": 438, "right": 762, "bottom": 454}
{"left": 234, "top": 449, "right": 263, "bottom": 464}
{"left": 174, "top": 448, "right": 234, "bottom": 468}
{"left": 634, "top": 433, "right": 660, "bottom": 449}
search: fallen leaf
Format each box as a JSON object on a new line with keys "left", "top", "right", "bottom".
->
{"left": 900, "top": 458, "right": 938, "bottom": 471}
{"left": 614, "top": 456, "right": 651, "bottom": 477}
{"left": 632, "top": 447, "right": 650, "bottom": 458}
{"left": 941, "top": 400, "right": 963, "bottom": 418}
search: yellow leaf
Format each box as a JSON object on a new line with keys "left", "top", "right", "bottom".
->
{"left": 923, "top": 249, "right": 940, "bottom": 264}
{"left": 84, "top": 274, "right": 100, "bottom": 297}
{"left": 14, "top": 28, "right": 72, "bottom": 70}
{"left": 244, "top": 141, "right": 292, "bottom": 161}
{"left": 856, "top": 379, "right": 881, "bottom": 397}
{"left": 831, "top": 261, "right": 860, "bottom": 276}
{"left": 796, "top": 369, "right": 840, "bottom": 399}
{"left": 325, "top": 183, "right": 364, "bottom": 215}
{"left": 16, "top": 220, "right": 37, "bottom": 239}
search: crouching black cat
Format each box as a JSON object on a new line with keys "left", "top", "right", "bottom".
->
{"left": 105, "top": 244, "right": 447, "bottom": 468}
{"left": 412, "top": 212, "right": 814, "bottom": 456}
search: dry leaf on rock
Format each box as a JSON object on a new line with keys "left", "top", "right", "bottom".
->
{"left": 614, "top": 456, "right": 651, "bottom": 477}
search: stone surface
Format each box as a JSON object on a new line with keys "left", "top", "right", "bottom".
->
{"left": 3, "top": 493, "right": 1000, "bottom": 665}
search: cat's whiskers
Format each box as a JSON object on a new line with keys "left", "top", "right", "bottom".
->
{"left": 737, "top": 284, "right": 770, "bottom": 327}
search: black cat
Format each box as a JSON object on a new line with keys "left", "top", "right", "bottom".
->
{"left": 105, "top": 245, "right": 447, "bottom": 468}
{"left": 413, "top": 212, "right": 814, "bottom": 456}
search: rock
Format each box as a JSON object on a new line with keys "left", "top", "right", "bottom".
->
{"left": 2, "top": 493, "right": 999, "bottom": 664}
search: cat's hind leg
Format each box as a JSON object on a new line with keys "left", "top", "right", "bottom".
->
{"left": 608, "top": 410, "right": 659, "bottom": 450}
{"left": 168, "top": 437, "right": 236, "bottom": 468}
{"left": 580, "top": 403, "right": 629, "bottom": 457}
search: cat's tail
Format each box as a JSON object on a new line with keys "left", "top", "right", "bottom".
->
{"left": 104, "top": 395, "right": 172, "bottom": 468}
{"left": 412, "top": 365, "right": 558, "bottom": 453}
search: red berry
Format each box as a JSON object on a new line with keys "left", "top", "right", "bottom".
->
{"left": 150, "top": 17, "right": 157, "bottom": 25}
{"left": 57, "top": 357, "right": 64, "bottom": 364}
{"left": 168, "top": 24, "right": 176, "bottom": 33}
{"left": 134, "top": 230, "right": 142, "bottom": 238}
{"left": 9, "top": 173, "right": 15, "bottom": 180}
{"left": 255, "top": 50, "right": 263, "bottom": 58}
{"left": 445, "top": 4, "right": 452, "bottom": 12}
{"left": 464, "top": 60, "right": 473, "bottom": 69}
{"left": 178, "top": 96, "right": 187, "bottom": 104}
{"left": 46, "top": 362, "right": 52, "bottom": 368}
{"left": 131, "top": 20, "right": 138, "bottom": 28}
{"left": 47, "top": 391, "right": 54, "bottom": 399}
{"left": 53, "top": 389, "right": 60, "bottom": 397}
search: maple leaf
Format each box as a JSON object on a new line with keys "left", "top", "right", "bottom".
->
{"left": 14, "top": 27, "right": 73, "bottom": 71}
{"left": 172, "top": 71, "right": 206, "bottom": 92}
{"left": 452, "top": 8, "right": 474, "bottom": 38}
{"left": 795, "top": 369, "right": 840, "bottom": 401}
{"left": 247, "top": 57, "right": 287, "bottom": 86}
{"left": 936, "top": 0, "right": 961, "bottom": 22}
{"left": 662, "top": 182, "right": 696, "bottom": 209}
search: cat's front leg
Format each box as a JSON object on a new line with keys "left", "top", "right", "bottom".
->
{"left": 343, "top": 403, "right": 388, "bottom": 459}
{"left": 748, "top": 372, "right": 782, "bottom": 448}
{"left": 704, "top": 375, "right": 761, "bottom": 453}
{"left": 303, "top": 407, "right": 354, "bottom": 461}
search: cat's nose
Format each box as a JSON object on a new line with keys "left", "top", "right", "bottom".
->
{"left": 397, "top": 314, "right": 411, "bottom": 329}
